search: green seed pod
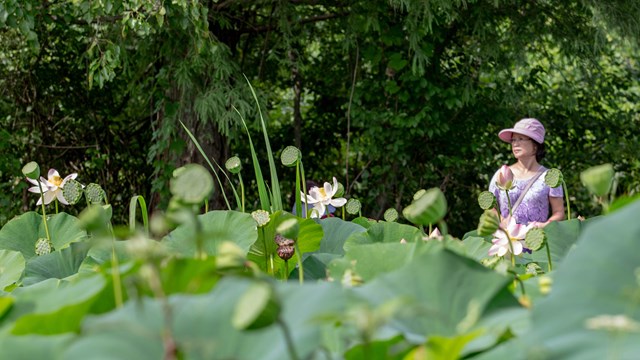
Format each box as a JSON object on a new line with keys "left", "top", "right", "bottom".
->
{"left": 477, "top": 191, "right": 496, "bottom": 210}
{"left": 225, "top": 156, "right": 242, "bottom": 174}
{"left": 170, "top": 164, "right": 214, "bottom": 205}
{"left": 383, "top": 208, "right": 398, "bottom": 222}
{"left": 62, "top": 179, "right": 83, "bottom": 205}
{"left": 232, "top": 282, "right": 281, "bottom": 331}
{"left": 525, "top": 227, "right": 546, "bottom": 251}
{"left": 280, "top": 146, "right": 301, "bottom": 167}
{"left": 525, "top": 262, "right": 544, "bottom": 276}
{"left": 22, "top": 161, "right": 40, "bottom": 180}
{"left": 334, "top": 182, "right": 345, "bottom": 198}
{"left": 35, "top": 238, "right": 54, "bottom": 256}
{"left": 413, "top": 189, "right": 426, "bottom": 201}
{"left": 345, "top": 198, "right": 361, "bottom": 215}
{"left": 544, "top": 168, "right": 563, "bottom": 188}
{"left": 477, "top": 209, "right": 500, "bottom": 236}
{"left": 402, "top": 187, "right": 447, "bottom": 226}
{"left": 251, "top": 210, "right": 270, "bottom": 227}
{"left": 580, "top": 164, "right": 614, "bottom": 197}
{"left": 85, "top": 183, "right": 106, "bottom": 204}
{"left": 276, "top": 218, "right": 299, "bottom": 239}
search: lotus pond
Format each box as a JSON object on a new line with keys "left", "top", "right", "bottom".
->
{"left": 1, "top": 155, "right": 639, "bottom": 360}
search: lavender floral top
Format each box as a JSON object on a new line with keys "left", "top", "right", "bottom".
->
{"left": 489, "top": 166, "right": 563, "bottom": 225}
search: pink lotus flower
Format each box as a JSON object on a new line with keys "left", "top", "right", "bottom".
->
{"left": 488, "top": 218, "right": 532, "bottom": 257}
{"left": 496, "top": 165, "right": 514, "bottom": 191}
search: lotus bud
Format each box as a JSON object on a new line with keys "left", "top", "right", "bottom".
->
{"left": 22, "top": 161, "right": 40, "bottom": 180}
{"left": 539, "top": 276, "right": 552, "bottom": 295}
{"left": 225, "top": 156, "right": 242, "bottom": 174}
{"left": 35, "top": 238, "right": 54, "bottom": 256}
{"left": 580, "top": 164, "right": 614, "bottom": 197}
{"left": 496, "top": 165, "right": 514, "bottom": 191}
{"left": 477, "top": 209, "right": 500, "bottom": 236}
{"left": 402, "top": 187, "right": 447, "bottom": 226}
{"left": 544, "top": 168, "right": 563, "bottom": 188}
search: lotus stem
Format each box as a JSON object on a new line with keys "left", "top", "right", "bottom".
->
{"left": 505, "top": 189, "right": 513, "bottom": 217}
{"left": 545, "top": 241, "right": 553, "bottom": 272}
{"left": 36, "top": 182, "right": 52, "bottom": 242}
{"left": 562, "top": 180, "right": 571, "bottom": 220}
{"left": 277, "top": 317, "right": 300, "bottom": 360}
{"left": 295, "top": 242, "right": 304, "bottom": 284}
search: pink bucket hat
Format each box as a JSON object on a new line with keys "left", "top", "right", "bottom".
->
{"left": 498, "top": 118, "right": 545, "bottom": 144}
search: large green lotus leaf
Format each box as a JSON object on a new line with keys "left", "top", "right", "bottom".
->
{"left": 0, "top": 212, "right": 87, "bottom": 260}
{"left": 0, "top": 250, "right": 25, "bottom": 290}
{"left": 520, "top": 200, "right": 640, "bottom": 359}
{"left": 5, "top": 275, "right": 105, "bottom": 335}
{"left": 77, "top": 240, "right": 133, "bottom": 275}
{"left": 64, "top": 278, "right": 351, "bottom": 360}
{"left": 160, "top": 257, "right": 219, "bottom": 295}
{"left": 344, "top": 221, "right": 424, "bottom": 250}
{"left": 318, "top": 217, "right": 366, "bottom": 255}
{"left": 354, "top": 249, "right": 518, "bottom": 341}
{"left": 0, "top": 334, "right": 75, "bottom": 360}
{"left": 528, "top": 218, "right": 589, "bottom": 265}
{"left": 290, "top": 253, "right": 340, "bottom": 280}
{"left": 22, "top": 242, "right": 91, "bottom": 286}
{"left": 162, "top": 210, "right": 257, "bottom": 257}
{"left": 0, "top": 296, "right": 13, "bottom": 319}
{"left": 455, "top": 236, "right": 492, "bottom": 262}
{"left": 248, "top": 214, "right": 323, "bottom": 278}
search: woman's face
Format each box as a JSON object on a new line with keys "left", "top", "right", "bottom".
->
{"left": 510, "top": 134, "right": 537, "bottom": 159}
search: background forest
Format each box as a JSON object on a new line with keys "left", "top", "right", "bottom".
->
{"left": 1, "top": 0, "right": 639, "bottom": 235}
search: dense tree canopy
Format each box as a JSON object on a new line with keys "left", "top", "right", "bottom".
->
{"left": 1, "top": 0, "right": 639, "bottom": 233}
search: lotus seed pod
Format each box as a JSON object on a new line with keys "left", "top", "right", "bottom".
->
{"left": 251, "top": 210, "right": 270, "bottom": 227}
{"left": 477, "top": 191, "right": 496, "bottom": 210}
{"left": 526, "top": 262, "right": 544, "bottom": 275}
{"left": 413, "top": 189, "right": 426, "bottom": 201}
{"left": 35, "top": 238, "right": 53, "bottom": 256}
{"left": 525, "top": 227, "right": 546, "bottom": 251}
{"left": 544, "top": 168, "right": 563, "bottom": 188}
{"left": 276, "top": 218, "right": 299, "bottom": 239}
{"left": 85, "top": 183, "right": 106, "bottom": 204}
{"left": 276, "top": 244, "right": 295, "bottom": 261}
{"left": 62, "top": 179, "right": 83, "bottom": 205}
{"left": 280, "top": 146, "right": 301, "bottom": 167}
{"left": 345, "top": 198, "right": 361, "bottom": 215}
{"left": 477, "top": 209, "right": 500, "bottom": 236}
{"left": 22, "top": 161, "right": 40, "bottom": 180}
{"left": 402, "top": 187, "right": 447, "bottom": 226}
{"left": 580, "top": 164, "right": 614, "bottom": 197}
{"left": 225, "top": 156, "right": 242, "bottom": 174}
{"left": 232, "top": 282, "right": 281, "bottom": 330}
{"left": 383, "top": 208, "right": 398, "bottom": 222}
{"left": 334, "top": 182, "right": 345, "bottom": 198}
{"left": 170, "top": 163, "right": 214, "bottom": 205}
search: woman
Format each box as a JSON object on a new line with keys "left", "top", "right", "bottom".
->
{"left": 488, "top": 118, "right": 565, "bottom": 227}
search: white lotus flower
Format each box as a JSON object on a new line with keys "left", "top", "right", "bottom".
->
{"left": 488, "top": 218, "right": 532, "bottom": 257}
{"left": 301, "top": 177, "right": 347, "bottom": 217}
{"left": 27, "top": 168, "right": 78, "bottom": 205}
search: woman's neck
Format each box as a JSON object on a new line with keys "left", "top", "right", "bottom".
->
{"left": 512, "top": 158, "right": 541, "bottom": 179}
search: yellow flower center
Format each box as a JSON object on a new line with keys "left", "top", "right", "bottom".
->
{"left": 49, "top": 175, "right": 63, "bottom": 187}
{"left": 318, "top": 188, "right": 327, "bottom": 198}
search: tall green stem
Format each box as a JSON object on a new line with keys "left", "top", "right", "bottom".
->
{"left": 294, "top": 242, "right": 304, "bottom": 284}
{"left": 278, "top": 318, "right": 300, "bottom": 360}
{"left": 36, "top": 182, "right": 52, "bottom": 242}
{"left": 562, "top": 180, "right": 571, "bottom": 220}
{"left": 545, "top": 241, "right": 553, "bottom": 272}
{"left": 505, "top": 189, "right": 513, "bottom": 217}
{"left": 238, "top": 172, "right": 245, "bottom": 213}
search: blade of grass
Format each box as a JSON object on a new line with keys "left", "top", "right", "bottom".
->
{"left": 129, "top": 195, "right": 149, "bottom": 235}
{"left": 233, "top": 106, "right": 271, "bottom": 211}
{"left": 244, "top": 74, "right": 282, "bottom": 211}
{"left": 179, "top": 121, "right": 236, "bottom": 210}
